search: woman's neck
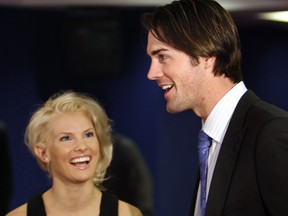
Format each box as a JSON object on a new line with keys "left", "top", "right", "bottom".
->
{"left": 43, "top": 180, "right": 102, "bottom": 215}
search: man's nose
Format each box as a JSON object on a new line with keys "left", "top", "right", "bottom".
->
{"left": 147, "top": 62, "right": 163, "bottom": 80}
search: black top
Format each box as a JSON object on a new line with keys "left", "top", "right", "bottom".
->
{"left": 27, "top": 192, "right": 118, "bottom": 216}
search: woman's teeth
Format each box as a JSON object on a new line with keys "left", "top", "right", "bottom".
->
{"left": 70, "top": 156, "right": 91, "bottom": 164}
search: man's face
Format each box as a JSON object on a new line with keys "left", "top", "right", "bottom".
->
{"left": 146, "top": 31, "right": 210, "bottom": 115}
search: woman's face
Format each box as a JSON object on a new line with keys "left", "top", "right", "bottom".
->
{"left": 44, "top": 111, "right": 99, "bottom": 184}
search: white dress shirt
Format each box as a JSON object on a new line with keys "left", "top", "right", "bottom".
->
{"left": 194, "top": 81, "right": 247, "bottom": 216}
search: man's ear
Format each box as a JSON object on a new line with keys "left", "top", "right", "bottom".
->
{"left": 34, "top": 143, "right": 49, "bottom": 163}
{"left": 204, "top": 56, "right": 216, "bottom": 70}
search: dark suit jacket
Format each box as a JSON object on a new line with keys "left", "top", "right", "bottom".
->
{"left": 190, "top": 90, "right": 288, "bottom": 216}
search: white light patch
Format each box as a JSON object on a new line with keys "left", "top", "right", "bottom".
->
{"left": 257, "top": 11, "right": 288, "bottom": 23}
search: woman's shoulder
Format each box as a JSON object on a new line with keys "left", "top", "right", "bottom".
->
{"left": 5, "top": 203, "right": 27, "bottom": 216}
{"left": 118, "top": 200, "right": 143, "bottom": 216}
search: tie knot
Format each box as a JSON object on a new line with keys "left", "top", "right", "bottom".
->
{"left": 198, "top": 130, "right": 212, "bottom": 149}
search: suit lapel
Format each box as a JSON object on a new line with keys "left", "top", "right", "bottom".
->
{"left": 205, "top": 90, "right": 260, "bottom": 216}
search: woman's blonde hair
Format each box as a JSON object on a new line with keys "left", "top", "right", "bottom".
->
{"left": 25, "top": 90, "right": 113, "bottom": 187}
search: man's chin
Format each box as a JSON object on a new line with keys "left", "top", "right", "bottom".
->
{"left": 166, "top": 105, "right": 180, "bottom": 114}
{"left": 166, "top": 102, "right": 189, "bottom": 113}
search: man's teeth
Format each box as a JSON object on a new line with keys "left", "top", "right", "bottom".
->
{"left": 162, "top": 84, "right": 173, "bottom": 90}
{"left": 70, "top": 156, "right": 91, "bottom": 164}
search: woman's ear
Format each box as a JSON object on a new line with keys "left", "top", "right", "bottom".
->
{"left": 34, "top": 143, "right": 49, "bottom": 163}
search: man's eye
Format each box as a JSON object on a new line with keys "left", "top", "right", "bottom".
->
{"left": 158, "top": 54, "right": 166, "bottom": 62}
{"left": 60, "top": 135, "right": 70, "bottom": 141}
{"left": 159, "top": 55, "right": 164, "bottom": 61}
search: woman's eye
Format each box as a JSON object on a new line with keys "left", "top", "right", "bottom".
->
{"left": 84, "top": 131, "right": 94, "bottom": 138}
{"left": 60, "top": 135, "right": 70, "bottom": 141}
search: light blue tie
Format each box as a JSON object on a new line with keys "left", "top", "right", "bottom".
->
{"left": 198, "top": 130, "right": 212, "bottom": 216}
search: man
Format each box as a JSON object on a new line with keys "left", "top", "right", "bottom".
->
{"left": 141, "top": 0, "right": 288, "bottom": 215}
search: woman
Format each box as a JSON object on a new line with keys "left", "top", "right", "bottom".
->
{"left": 6, "top": 91, "right": 142, "bottom": 216}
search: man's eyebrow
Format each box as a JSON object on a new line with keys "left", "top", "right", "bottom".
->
{"left": 150, "top": 48, "right": 168, "bottom": 56}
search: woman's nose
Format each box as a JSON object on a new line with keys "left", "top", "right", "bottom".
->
{"left": 74, "top": 139, "right": 87, "bottom": 151}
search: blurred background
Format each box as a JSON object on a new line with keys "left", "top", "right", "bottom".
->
{"left": 1, "top": 0, "right": 288, "bottom": 215}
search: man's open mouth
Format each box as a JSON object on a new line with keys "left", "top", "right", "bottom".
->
{"left": 162, "top": 84, "right": 174, "bottom": 94}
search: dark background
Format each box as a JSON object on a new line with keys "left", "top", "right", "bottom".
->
{"left": 1, "top": 6, "right": 288, "bottom": 216}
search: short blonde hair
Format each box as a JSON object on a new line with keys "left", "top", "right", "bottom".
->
{"left": 25, "top": 90, "right": 113, "bottom": 187}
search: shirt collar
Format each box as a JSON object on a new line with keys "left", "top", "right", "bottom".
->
{"left": 202, "top": 81, "right": 247, "bottom": 143}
